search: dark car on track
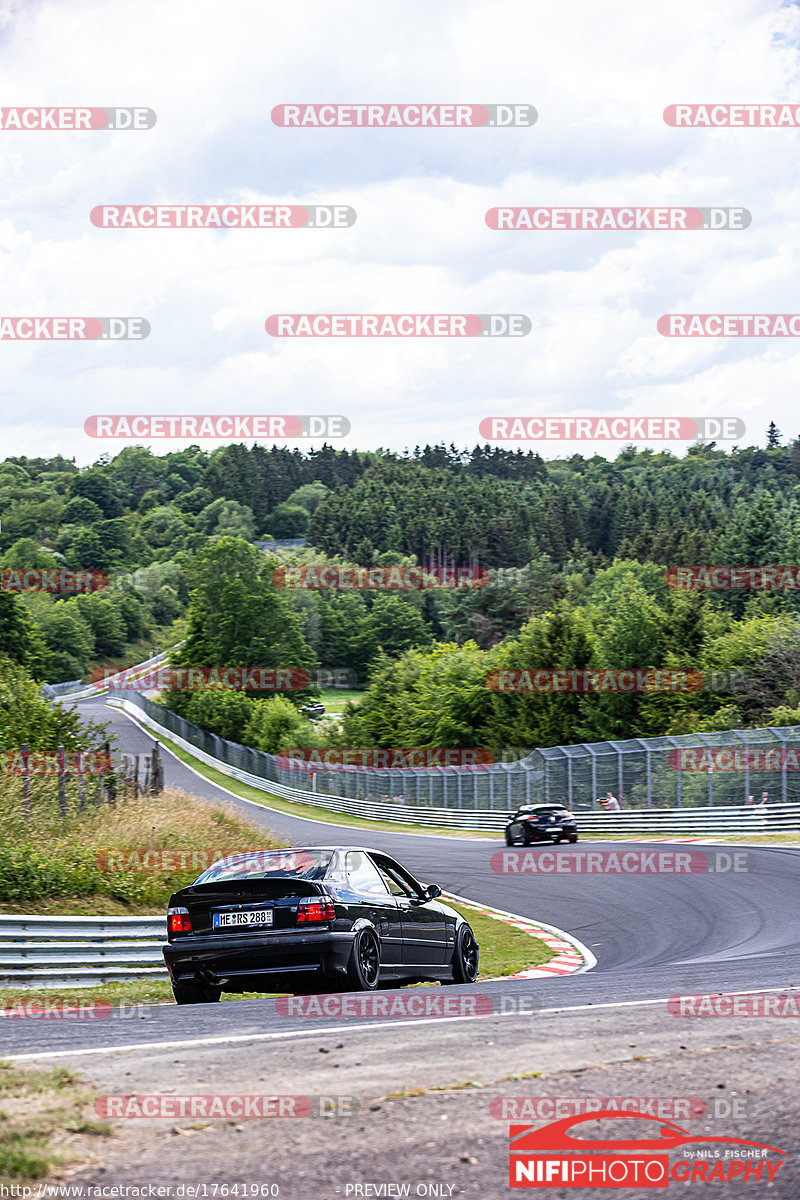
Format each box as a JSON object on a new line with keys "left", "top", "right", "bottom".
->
{"left": 163, "top": 846, "right": 479, "bottom": 1004}
{"left": 504, "top": 804, "right": 578, "bottom": 846}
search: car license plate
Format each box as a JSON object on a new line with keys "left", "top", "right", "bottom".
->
{"left": 213, "top": 910, "right": 273, "bottom": 929}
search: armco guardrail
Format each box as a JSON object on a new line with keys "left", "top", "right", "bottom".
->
{"left": 574, "top": 806, "right": 800, "bottom": 836}
{"left": 0, "top": 915, "right": 167, "bottom": 989}
{"left": 52, "top": 648, "right": 175, "bottom": 703}
{"left": 114, "top": 697, "right": 800, "bottom": 836}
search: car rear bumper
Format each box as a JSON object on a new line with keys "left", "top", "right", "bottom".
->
{"left": 163, "top": 929, "right": 355, "bottom": 986}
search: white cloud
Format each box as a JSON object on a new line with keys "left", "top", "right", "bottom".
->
{"left": 0, "top": 0, "right": 799, "bottom": 462}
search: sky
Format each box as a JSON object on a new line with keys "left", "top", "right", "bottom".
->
{"left": 0, "top": 0, "right": 799, "bottom": 465}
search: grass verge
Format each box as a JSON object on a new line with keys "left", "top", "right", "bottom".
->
{"left": 0, "top": 1061, "right": 110, "bottom": 1185}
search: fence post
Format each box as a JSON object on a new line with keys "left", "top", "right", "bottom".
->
{"left": 646, "top": 748, "right": 652, "bottom": 809}
{"left": 57, "top": 744, "right": 67, "bottom": 817}
{"left": 104, "top": 740, "right": 116, "bottom": 806}
{"left": 77, "top": 752, "right": 85, "bottom": 810}
{"left": 151, "top": 742, "right": 163, "bottom": 794}
{"left": 20, "top": 743, "right": 30, "bottom": 825}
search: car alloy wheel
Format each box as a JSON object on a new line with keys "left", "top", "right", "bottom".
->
{"left": 447, "top": 924, "right": 479, "bottom": 984}
{"left": 347, "top": 926, "right": 381, "bottom": 991}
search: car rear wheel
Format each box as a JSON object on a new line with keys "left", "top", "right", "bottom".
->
{"left": 568, "top": 834, "right": 578, "bottom": 843}
{"left": 172, "top": 980, "right": 221, "bottom": 1005}
{"left": 446, "top": 923, "right": 479, "bottom": 984}
{"left": 346, "top": 927, "right": 381, "bottom": 991}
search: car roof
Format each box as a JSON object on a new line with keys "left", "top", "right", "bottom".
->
{"left": 228, "top": 847, "right": 397, "bottom": 856}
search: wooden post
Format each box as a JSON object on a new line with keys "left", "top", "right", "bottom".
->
{"left": 57, "top": 744, "right": 67, "bottom": 817}
{"left": 78, "top": 752, "right": 85, "bottom": 810}
{"left": 21, "top": 743, "right": 30, "bottom": 825}
{"left": 150, "top": 742, "right": 163, "bottom": 794}
{"left": 104, "top": 740, "right": 116, "bottom": 806}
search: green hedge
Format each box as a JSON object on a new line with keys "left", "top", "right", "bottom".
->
{"left": 0, "top": 843, "right": 195, "bottom": 906}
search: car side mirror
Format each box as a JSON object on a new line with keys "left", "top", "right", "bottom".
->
{"left": 423, "top": 883, "right": 442, "bottom": 901}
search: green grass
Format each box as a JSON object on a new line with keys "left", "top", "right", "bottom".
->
{"left": 317, "top": 688, "right": 364, "bottom": 715}
{"left": 0, "top": 1062, "right": 110, "bottom": 1184}
{"left": 445, "top": 901, "right": 554, "bottom": 978}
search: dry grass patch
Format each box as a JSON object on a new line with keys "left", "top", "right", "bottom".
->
{"left": 0, "top": 1061, "right": 110, "bottom": 1185}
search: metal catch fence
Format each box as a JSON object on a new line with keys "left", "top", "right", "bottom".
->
{"left": 115, "top": 691, "right": 800, "bottom": 812}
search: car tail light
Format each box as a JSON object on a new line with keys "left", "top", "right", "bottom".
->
{"left": 297, "top": 900, "right": 335, "bottom": 923}
{"left": 167, "top": 906, "right": 192, "bottom": 934}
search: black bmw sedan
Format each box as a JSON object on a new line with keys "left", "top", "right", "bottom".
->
{"left": 504, "top": 804, "right": 578, "bottom": 846}
{"left": 163, "top": 846, "right": 479, "bottom": 1003}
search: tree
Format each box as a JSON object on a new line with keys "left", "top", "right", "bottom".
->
{"left": 0, "top": 656, "right": 110, "bottom": 751}
{"left": 767, "top": 421, "right": 782, "bottom": 449}
{"left": 68, "top": 470, "right": 123, "bottom": 518}
{"left": 243, "top": 695, "right": 323, "bottom": 754}
{"left": 170, "top": 537, "right": 316, "bottom": 699}
{"left": 263, "top": 502, "right": 309, "bottom": 538}
{"left": 0, "top": 594, "right": 40, "bottom": 670}
{"left": 358, "top": 595, "right": 432, "bottom": 666}
{"left": 1, "top": 538, "right": 58, "bottom": 570}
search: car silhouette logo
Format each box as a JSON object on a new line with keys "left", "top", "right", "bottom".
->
{"left": 509, "top": 1110, "right": 784, "bottom": 1155}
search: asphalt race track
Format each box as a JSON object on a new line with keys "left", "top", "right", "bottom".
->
{"left": 4, "top": 695, "right": 799, "bottom": 1054}
{"left": 4, "top": 698, "right": 800, "bottom": 1196}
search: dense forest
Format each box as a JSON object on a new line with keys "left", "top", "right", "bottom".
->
{"left": 2, "top": 434, "right": 800, "bottom": 756}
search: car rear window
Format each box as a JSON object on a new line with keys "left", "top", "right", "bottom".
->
{"left": 194, "top": 849, "right": 334, "bottom": 884}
